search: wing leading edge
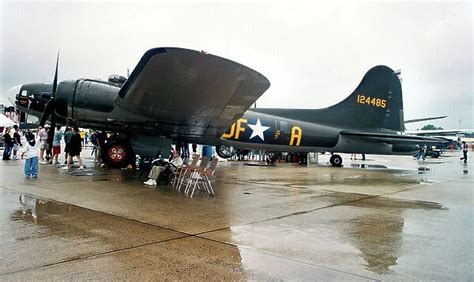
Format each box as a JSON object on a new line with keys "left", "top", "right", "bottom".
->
{"left": 115, "top": 47, "right": 270, "bottom": 139}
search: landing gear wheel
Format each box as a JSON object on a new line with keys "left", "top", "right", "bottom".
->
{"left": 216, "top": 145, "right": 235, "bottom": 159}
{"left": 102, "top": 140, "right": 135, "bottom": 168}
{"left": 330, "top": 154, "right": 343, "bottom": 167}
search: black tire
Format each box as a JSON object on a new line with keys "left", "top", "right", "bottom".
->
{"left": 216, "top": 145, "right": 235, "bottom": 159}
{"left": 102, "top": 140, "right": 135, "bottom": 168}
{"left": 330, "top": 154, "right": 343, "bottom": 167}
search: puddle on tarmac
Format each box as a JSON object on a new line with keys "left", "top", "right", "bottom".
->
{"left": 230, "top": 191, "right": 447, "bottom": 276}
{"left": 67, "top": 169, "right": 108, "bottom": 176}
{"left": 350, "top": 163, "right": 388, "bottom": 169}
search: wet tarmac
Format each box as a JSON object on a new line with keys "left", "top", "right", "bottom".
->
{"left": 0, "top": 150, "right": 472, "bottom": 280}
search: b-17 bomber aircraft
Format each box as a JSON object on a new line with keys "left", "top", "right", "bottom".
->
{"left": 14, "top": 47, "right": 442, "bottom": 168}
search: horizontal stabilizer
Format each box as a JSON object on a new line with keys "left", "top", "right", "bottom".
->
{"left": 404, "top": 116, "right": 447, "bottom": 124}
{"left": 340, "top": 130, "right": 447, "bottom": 144}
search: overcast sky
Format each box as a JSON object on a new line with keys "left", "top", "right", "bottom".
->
{"left": 1, "top": 0, "right": 472, "bottom": 130}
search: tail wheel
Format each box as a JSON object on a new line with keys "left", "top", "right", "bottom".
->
{"left": 330, "top": 154, "right": 343, "bottom": 167}
{"left": 102, "top": 140, "right": 135, "bottom": 168}
{"left": 216, "top": 145, "right": 235, "bottom": 159}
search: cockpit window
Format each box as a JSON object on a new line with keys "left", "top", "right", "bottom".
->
{"left": 21, "top": 90, "right": 28, "bottom": 97}
{"left": 26, "top": 115, "right": 39, "bottom": 124}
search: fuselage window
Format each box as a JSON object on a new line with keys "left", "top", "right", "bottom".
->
{"left": 280, "top": 121, "right": 288, "bottom": 132}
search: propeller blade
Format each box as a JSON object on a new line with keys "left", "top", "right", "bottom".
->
{"left": 39, "top": 52, "right": 60, "bottom": 127}
{"left": 52, "top": 52, "right": 59, "bottom": 96}
{"left": 39, "top": 100, "right": 54, "bottom": 126}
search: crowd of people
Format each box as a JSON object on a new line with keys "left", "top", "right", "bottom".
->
{"left": 1, "top": 124, "right": 472, "bottom": 180}
{"left": 2, "top": 125, "right": 101, "bottom": 179}
{"left": 2, "top": 125, "right": 21, "bottom": 160}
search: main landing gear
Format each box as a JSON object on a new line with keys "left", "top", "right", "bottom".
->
{"left": 329, "top": 154, "right": 343, "bottom": 167}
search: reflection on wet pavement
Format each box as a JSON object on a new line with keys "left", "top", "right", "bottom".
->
{"left": 350, "top": 163, "right": 388, "bottom": 169}
{"left": 201, "top": 192, "right": 449, "bottom": 278}
{"left": 344, "top": 197, "right": 446, "bottom": 274}
{"left": 0, "top": 189, "right": 184, "bottom": 275}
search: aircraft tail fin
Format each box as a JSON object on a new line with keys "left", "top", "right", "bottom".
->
{"left": 320, "top": 65, "right": 404, "bottom": 131}
{"left": 251, "top": 65, "right": 404, "bottom": 132}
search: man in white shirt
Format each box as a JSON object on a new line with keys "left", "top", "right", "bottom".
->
{"left": 144, "top": 150, "right": 183, "bottom": 186}
{"left": 38, "top": 126, "right": 49, "bottom": 163}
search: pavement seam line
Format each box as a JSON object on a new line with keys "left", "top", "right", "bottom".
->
{"left": 0, "top": 185, "right": 192, "bottom": 236}
{"left": 0, "top": 236, "right": 189, "bottom": 276}
{"left": 234, "top": 186, "right": 416, "bottom": 226}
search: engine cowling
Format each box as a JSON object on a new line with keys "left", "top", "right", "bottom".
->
{"left": 55, "top": 79, "right": 118, "bottom": 124}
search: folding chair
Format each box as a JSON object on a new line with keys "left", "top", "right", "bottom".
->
{"left": 173, "top": 154, "right": 200, "bottom": 190}
{"left": 183, "top": 156, "right": 209, "bottom": 196}
{"left": 186, "top": 158, "right": 218, "bottom": 198}
{"left": 196, "top": 158, "right": 219, "bottom": 197}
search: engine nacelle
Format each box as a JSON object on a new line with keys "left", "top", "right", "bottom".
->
{"left": 55, "top": 79, "right": 118, "bottom": 126}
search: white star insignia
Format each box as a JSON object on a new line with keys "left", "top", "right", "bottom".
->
{"left": 248, "top": 118, "right": 270, "bottom": 141}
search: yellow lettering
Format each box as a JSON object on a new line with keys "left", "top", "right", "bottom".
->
{"left": 289, "top": 126, "right": 302, "bottom": 146}
{"left": 357, "top": 96, "right": 388, "bottom": 109}
{"left": 235, "top": 118, "right": 247, "bottom": 139}
{"left": 221, "top": 123, "right": 236, "bottom": 139}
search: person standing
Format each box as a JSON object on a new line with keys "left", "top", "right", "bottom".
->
{"left": 417, "top": 145, "right": 426, "bottom": 160}
{"left": 2, "top": 127, "right": 13, "bottom": 160}
{"left": 63, "top": 127, "right": 84, "bottom": 170}
{"left": 52, "top": 125, "right": 63, "bottom": 165}
{"left": 45, "top": 126, "right": 53, "bottom": 163}
{"left": 80, "top": 130, "right": 86, "bottom": 146}
{"left": 12, "top": 125, "right": 22, "bottom": 160}
{"left": 182, "top": 143, "right": 190, "bottom": 159}
{"left": 21, "top": 132, "right": 40, "bottom": 178}
{"left": 63, "top": 127, "right": 73, "bottom": 164}
{"left": 460, "top": 141, "right": 468, "bottom": 164}
{"left": 38, "top": 126, "right": 48, "bottom": 163}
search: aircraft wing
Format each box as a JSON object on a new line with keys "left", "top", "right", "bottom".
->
{"left": 340, "top": 131, "right": 447, "bottom": 144}
{"left": 115, "top": 47, "right": 270, "bottom": 138}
